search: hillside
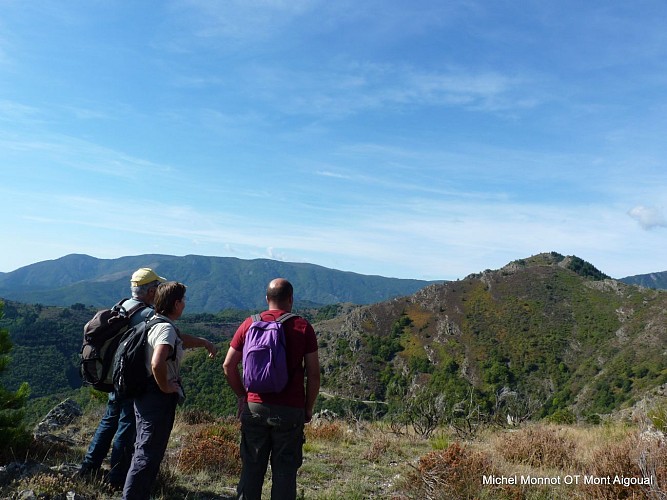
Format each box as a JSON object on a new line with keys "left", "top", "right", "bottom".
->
{"left": 315, "top": 252, "right": 667, "bottom": 420}
{"left": 621, "top": 270, "right": 667, "bottom": 290}
{"left": 0, "top": 254, "right": 436, "bottom": 312}
{"left": 2, "top": 252, "right": 666, "bottom": 424}
{"left": 0, "top": 300, "right": 341, "bottom": 403}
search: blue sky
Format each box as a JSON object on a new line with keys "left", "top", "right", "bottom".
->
{"left": 1, "top": 1, "right": 666, "bottom": 280}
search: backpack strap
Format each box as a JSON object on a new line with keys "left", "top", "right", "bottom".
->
{"left": 252, "top": 312, "right": 299, "bottom": 323}
{"left": 145, "top": 317, "right": 178, "bottom": 361}
{"left": 117, "top": 298, "right": 149, "bottom": 318}
{"left": 277, "top": 312, "right": 299, "bottom": 324}
{"left": 145, "top": 316, "right": 167, "bottom": 329}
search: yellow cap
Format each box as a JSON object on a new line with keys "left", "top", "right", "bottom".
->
{"left": 130, "top": 268, "right": 167, "bottom": 286}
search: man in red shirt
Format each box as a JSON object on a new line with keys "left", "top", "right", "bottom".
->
{"left": 223, "top": 278, "right": 320, "bottom": 500}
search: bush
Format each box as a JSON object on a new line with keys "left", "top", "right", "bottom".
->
{"left": 494, "top": 424, "right": 579, "bottom": 469}
{"left": 178, "top": 407, "right": 217, "bottom": 425}
{"left": 402, "top": 442, "right": 516, "bottom": 499}
{"left": 361, "top": 436, "right": 391, "bottom": 462}
{"left": 0, "top": 301, "right": 31, "bottom": 462}
{"left": 581, "top": 433, "right": 643, "bottom": 499}
{"left": 647, "top": 401, "right": 667, "bottom": 433}
{"left": 306, "top": 421, "right": 346, "bottom": 442}
{"left": 176, "top": 424, "right": 242, "bottom": 475}
{"left": 547, "top": 408, "right": 576, "bottom": 425}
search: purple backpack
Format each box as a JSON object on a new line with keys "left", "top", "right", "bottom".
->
{"left": 242, "top": 312, "right": 298, "bottom": 393}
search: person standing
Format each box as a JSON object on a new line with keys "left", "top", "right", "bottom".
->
{"left": 223, "top": 278, "right": 320, "bottom": 500}
{"left": 122, "top": 281, "right": 217, "bottom": 500}
{"left": 79, "top": 267, "right": 166, "bottom": 490}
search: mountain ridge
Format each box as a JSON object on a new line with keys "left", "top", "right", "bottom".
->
{"left": 315, "top": 251, "right": 667, "bottom": 419}
{"left": 1, "top": 251, "right": 665, "bottom": 422}
{"left": 0, "top": 253, "right": 439, "bottom": 312}
{"left": 620, "top": 270, "right": 667, "bottom": 289}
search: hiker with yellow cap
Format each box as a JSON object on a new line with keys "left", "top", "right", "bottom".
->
{"left": 78, "top": 267, "right": 166, "bottom": 490}
{"left": 130, "top": 268, "right": 167, "bottom": 287}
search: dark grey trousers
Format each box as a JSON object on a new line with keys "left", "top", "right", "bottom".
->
{"left": 122, "top": 384, "right": 178, "bottom": 500}
{"left": 237, "top": 402, "right": 305, "bottom": 500}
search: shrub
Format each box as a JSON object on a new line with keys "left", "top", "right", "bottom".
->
{"left": 306, "top": 421, "right": 346, "bottom": 442}
{"left": 16, "top": 472, "right": 105, "bottom": 498}
{"left": 636, "top": 431, "right": 667, "bottom": 499}
{"left": 580, "top": 433, "right": 647, "bottom": 499}
{"left": 177, "top": 424, "right": 241, "bottom": 475}
{"left": 494, "top": 424, "right": 579, "bottom": 469}
{"left": 547, "top": 408, "right": 576, "bottom": 424}
{"left": 647, "top": 401, "right": 667, "bottom": 433}
{"left": 430, "top": 431, "right": 449, "bottom": 451}
{"left": 178, "top": 407, "right": 217, "bottom": 425}
{"left": 361, "top": 436, "right": 390, "bottom": 462}
{"left": 402, "top": 442, "right": 516, "bottom": 499}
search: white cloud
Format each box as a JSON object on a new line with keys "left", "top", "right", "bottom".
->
{"left": 628, "top": 205, "right": 667, "bottom": 230}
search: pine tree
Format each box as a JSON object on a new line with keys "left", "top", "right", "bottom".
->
{"left": 0, "top": 301, "right": 31, "bottom": 461}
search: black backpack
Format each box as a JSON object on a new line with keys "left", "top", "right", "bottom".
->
{"left": 112, "top": 316, "right": 170, "bottom": 399}
{"left": 79, "top": 299, "right": 148, "bottom": 392}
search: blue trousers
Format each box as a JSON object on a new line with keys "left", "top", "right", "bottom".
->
{"left": 122, "top": 383, "right": 178, "bottom": 500}
{"left": 238, "top": 402, "right": 305, "bottom": 500}
{"left": 81, "top": 392, "right": 135, "bottom": 486}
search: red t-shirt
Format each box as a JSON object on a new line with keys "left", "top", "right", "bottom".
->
{"left": 230, "top": 309, "right": 318, "bottom": 408}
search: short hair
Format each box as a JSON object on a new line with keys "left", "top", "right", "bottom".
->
{"left": 266, "top": 279, "right": 293, "bottom": 304}
{"left": 131, "top": 280, "right": 161, "bottom": 301}
{"left": 154, "top": 282, "right": 187, "bottom": 316}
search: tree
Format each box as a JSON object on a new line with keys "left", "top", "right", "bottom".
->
{"left": 0, "top": 301, "right": 31, "bottom": 461}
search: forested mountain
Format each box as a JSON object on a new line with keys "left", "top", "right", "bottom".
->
{"left": 2, "top": 252, "right": 665, "bottom": 423}
{"left": 315, "top": 252, "right": 667, "bottom": 420}
{"left": 620, "top": 270, "right": 667, "bottom": 290}
{"left": 0, "top": 254, "right": 436, "bottom": 312}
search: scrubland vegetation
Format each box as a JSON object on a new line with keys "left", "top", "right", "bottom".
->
{"left": 2, "top": 255, "right": 667, "bottom": 498}
{"left": 3, "top": 400, "right": 666, "bottom": 499}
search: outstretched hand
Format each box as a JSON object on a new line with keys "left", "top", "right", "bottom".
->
{"left": 205, "top": 340, "right": 218, "bottom": 358}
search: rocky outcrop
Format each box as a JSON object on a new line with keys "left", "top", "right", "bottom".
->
{"left": 33, "top": 398, "right": 83, "bottom": 446}
{"left": 0, "top": 399, "right": 85, "bottom": 498}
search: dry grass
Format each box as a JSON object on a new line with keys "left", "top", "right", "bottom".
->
{"left": 305, "top": 421, "right": 347, "bottom": 442}
{"left": 399, "top": 441, "right": 520, "bottom": 500}
{"left": 4, "top": 411, "right": 667, "bottom": 499}
{"left": 176, "top": 423, "right": 242, "bottom": 475}
{"left": 491, "top": 424, "right": 581, "bottom": 469}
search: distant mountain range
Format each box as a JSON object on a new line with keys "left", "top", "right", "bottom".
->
{"left": 0, "top": 254, "right": 438, "bottom": 312}
{"left": 619, "top": 271, "right": 667, "bottom": 290}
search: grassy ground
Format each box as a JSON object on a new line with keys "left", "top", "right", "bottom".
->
{"left": 3, "top": 407, "right": 667, "bottom": 499}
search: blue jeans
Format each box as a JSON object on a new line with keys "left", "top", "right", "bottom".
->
{"left": 238, "top": 402, "right": 305, "bottom": 500}
{"left": 81, "top": 392, "right": 136, "bottom": 486}
{"left": 122, "top": 381, "right": 178, "bottom": 500}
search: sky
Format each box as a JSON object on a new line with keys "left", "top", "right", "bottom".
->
{"left": 1, "top": 1, "right": 666, "bottom": 281}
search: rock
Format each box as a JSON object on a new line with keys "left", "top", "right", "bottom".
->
{"left": 33, "top": 398, "right": 83, "bottom": 446}
{"left": 34, "top": 399, "right": 82, "bottom": 435}
{"left": 16, "top": 490, "right": 37, "bottom": 500}
{"left": 312, "top": 409, "right": 339, "bottom": 423}
{"left": 0, "top": 461, "right": 50, "bottom": 485}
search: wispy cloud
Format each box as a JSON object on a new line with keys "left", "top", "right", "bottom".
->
{"left": 315, "top": 170, "right": 353, "bottom": 180}
{"left": 0, "top": 100, "right": 43, "bottom": 123}
{"left": 164, "top": 0, "right": 315, "bottom": 49}
{"left": 238, "top": 62, "right": 535, "bottom": 119}
{"left": 0, "top": 132, "right": 173, "bottom": 179}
